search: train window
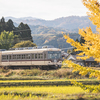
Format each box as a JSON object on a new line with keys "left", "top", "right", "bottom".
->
{"left": 22, "top": 54, "right": 25, "bottom": 59}
{"left": 17, "top": 55, "right": 19, "bottom": 59}
{"left": 17, "top": 55, "right": 21, "bottom": 59}
{"left": 40, "top": 54, "right": 43, "bottom": 59}
{"left": 35, "top": 54, "right": 37, "bottom": 59}
{"left": 12, "top": 55, "right": 16, "bottom": 59}
{"left": 48, "top": 51, "right": 61, "bottom": 59}
{"left": 26, "top": 54, "right": 30, "bottom": 59}
{"left": 2, "top": 55, "right": 7, "bottom": 60}
{"left": 7, "top": 55, "right": 8, "bottom": 60}
{"left": 32, "top": 54, "right": 34, "bottom": 59}
{"left": 38, "top": 54, "right": 43, "bottom": 59}
{"left": 38, "top": 54, "right": 40, "bottom": 59}
{"left": 22, "top": 55, "right": 23, "bottom": 59}
{"left": 19, "top": 55, "right": 21, "bottom": 59}
{"left": 9, "top": 55, "right": 12, "bottom": 60}
{"left": 49, "top": 54, "right": 52, "bottom": 59}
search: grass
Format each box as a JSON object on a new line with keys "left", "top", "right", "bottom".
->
{"left": 0, "top": 78, "right": 98, "bottom": 82}
{"left": 0, "top": 86, "right": 88, "bottom": 100}
{"left": 0, "top": 86, "right": 99, "bottom": 100}
{"left": 0, "top": 86, "right": 87, "bottom": 94}
{"left": 0, "top": 67, "right": 100, "bottom": 99}
{"left": 0, "top": 67, "right": 92, "bottom": 79}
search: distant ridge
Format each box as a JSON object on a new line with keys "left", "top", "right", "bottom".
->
{"left": 5, "top": 16, "right": 96, "bottom": 32}
{"left": 4, "top": 16, "right": 96, "bottom": 49}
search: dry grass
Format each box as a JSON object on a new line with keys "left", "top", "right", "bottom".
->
{"left": 0, "top": 67, "right": 97, "bottom": 79}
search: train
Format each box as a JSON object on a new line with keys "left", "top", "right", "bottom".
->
{"left": 0, "top": 46, "right": 62, "bottom": 69}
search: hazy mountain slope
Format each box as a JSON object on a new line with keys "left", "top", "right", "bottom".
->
{"left": 5, "top": 16, "right": 96, "bottom": 32}
{"left": 4, "top": 16, "right": 96, "bottom": 49}
{"left": 33, "top": 33, "right": 80, "bottom": 50}
{"left": 29, "top": 25, "right": 72, "bottom": 34}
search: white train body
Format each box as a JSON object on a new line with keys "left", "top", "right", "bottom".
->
{"left": 0, "top": 48, "right": 62, "bottom": 69}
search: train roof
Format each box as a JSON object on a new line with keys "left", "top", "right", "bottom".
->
{"left": 1, "top": 48, "right": 61, "bottom": 54}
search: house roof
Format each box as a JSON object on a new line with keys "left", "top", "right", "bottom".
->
{"left": 67, "top": 54, "right": 95, "bottom": 62}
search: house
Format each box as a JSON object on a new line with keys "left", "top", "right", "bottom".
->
{"left": 61, "top": 51, "right": 69, "bottom": 58}
{"left": 66, "top": 54, "right": 99, "bottom": 67}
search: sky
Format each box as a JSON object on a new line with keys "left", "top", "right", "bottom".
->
{"left": 0, "top": 0, "right": 89, "bottom": 20}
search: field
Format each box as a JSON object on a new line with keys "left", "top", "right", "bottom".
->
{"left": 0, "top": 68, "right": 100, "bottom": 100}
{"left": 0, "top": 86, "right": 100, "bottom": 100}
{"left": 0, "top": 86, "right": 89, "bottom": 100}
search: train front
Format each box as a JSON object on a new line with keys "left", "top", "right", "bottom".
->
{"left": 47, "top": 49, "right": 62, "bottom": 69}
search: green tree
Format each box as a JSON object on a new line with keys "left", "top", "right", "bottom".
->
{"left": 17, "top": 22, "right": 33, "bottom": 42}
{"left": 0, "top": 17, "right": 34, "bottom": 45}
{"left": 0, "top": 30, "right": 14, "bottom": 49}
{"left": 6, "top": 19, "right": 15, "bottom": 31}
{"left": 0, "top": 17, "right": 6, "bottom": 33}
{"left": 12, "top": 40, "right": 36, "bottom": 48}
{"left": 12, "top": 34, "right": 21, "bottom": 46}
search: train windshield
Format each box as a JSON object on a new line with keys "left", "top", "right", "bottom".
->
{"left": 48, "top": 51, "right": 61, "bottom": 59}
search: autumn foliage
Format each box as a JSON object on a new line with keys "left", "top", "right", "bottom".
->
{"left": 63, "top": 0, "right": 100, "bottom": 92}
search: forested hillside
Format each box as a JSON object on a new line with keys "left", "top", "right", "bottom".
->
{"left": 29, "top": 25, "right": 71, "bottom": 35}
{"left": 0, "top": 17, "right": 33, "bottom": 43}
{"left": 33, "top": 33, "right": 80, "bottom": 50}
{"left": 4, "top": 16, "right": 92, "bottom": 49}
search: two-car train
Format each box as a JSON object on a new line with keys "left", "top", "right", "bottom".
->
{"left": 0, "top": 47, "right": 62, "bottom": 69}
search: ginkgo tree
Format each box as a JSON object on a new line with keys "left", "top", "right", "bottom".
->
{"left": 63, "top": 0, "right": 100, "bottom": 92}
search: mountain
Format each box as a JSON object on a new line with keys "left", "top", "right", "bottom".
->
{"left": 32, "top": 33, "right": 80, "bottom": 52}
{"left": 5, "top": 16, "right": 37, "bottom": 22}
{"left": 4, "top": 16, "right": 96, "bottom": 50}
{"left": 5, "top": 16, "right": 96, "bottom": 32}
{"left": 29, "top": 25, "right": 73, "bottom": 35}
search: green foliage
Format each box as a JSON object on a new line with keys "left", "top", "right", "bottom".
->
{"left": 0, "top": 30, "right": 14, "bottom": 49}
{"left": 6, "top": 19, "right": 15, "bottom": 31}
{"left": 12, "top": 40, "right": 36, "bottom": 48}
{"left": 17, "top": 22, "right": 33, "bottom": 42}
{"left": 30, "top": 25, "right": 68, "bottom": 35}
{"left": 0, "top": 17, "right": 33, "bottom": 49}
{"left": 33, "top": 33, "right": 80, "bottom": 50}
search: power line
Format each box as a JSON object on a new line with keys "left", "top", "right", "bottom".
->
{"left": 13, "top": 29, "right": 31, "bottom": 32}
